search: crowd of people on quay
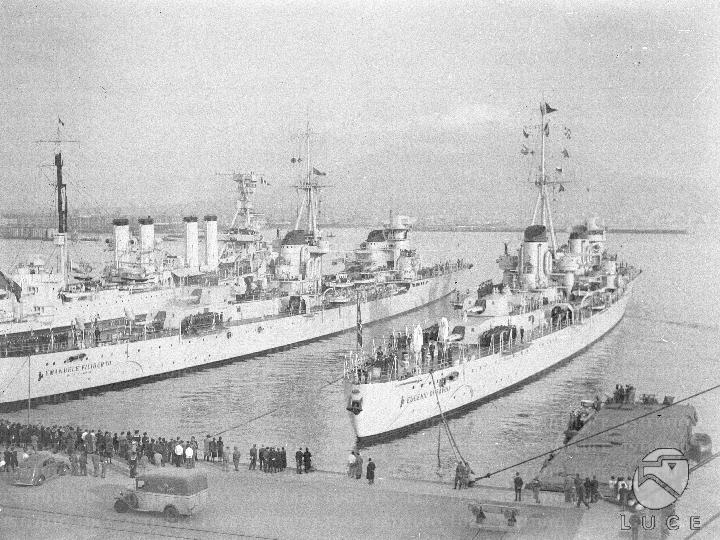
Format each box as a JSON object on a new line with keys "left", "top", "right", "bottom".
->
{"left": 0, "top": 419, "right": 316, "bottom": 479}
{"left": 246, "top": 444, "right": 313, "bottom": 474}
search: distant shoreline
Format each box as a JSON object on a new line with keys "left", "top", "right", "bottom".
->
{"left": 315, "top": 224, "right": 689, "bottom": 235}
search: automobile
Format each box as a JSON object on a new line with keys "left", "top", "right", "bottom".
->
{"left": 14, "top": 451, "right": 69, "bottom": 486}
{"left": 114, "top": 469, "right": 208, "bottom": 521}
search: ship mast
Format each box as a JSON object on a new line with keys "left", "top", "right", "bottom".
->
{"left": 293, "top": 122, "right": 324, "bottom": 244}
{"left": 531, "top": 103, "right": 558, "bottom": 253}
{"left": 36, "top": 120, "right": 78, "bottom": 279}
{"left": 217, "top": 171, "right": 260, "bottom": 231}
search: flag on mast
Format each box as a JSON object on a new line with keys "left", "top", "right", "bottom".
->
{"left": 541, "top": 102, "right": 558, "bottom": 115}
{"left": 58, "top": 117, "right": 65, "bottom": 126}
{"left": 0, "top": 270, "right": 22, "bottom": 301}
{"left": 312, "top": 167, "right": 326, "bottom": 176}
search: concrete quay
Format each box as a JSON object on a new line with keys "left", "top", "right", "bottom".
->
{"left": 0, "top": 455, "right": 615, "bottom": 540}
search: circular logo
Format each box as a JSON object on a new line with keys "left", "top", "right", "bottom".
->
{"left": 632, "top": 448, "right": 689, "bottom": 510}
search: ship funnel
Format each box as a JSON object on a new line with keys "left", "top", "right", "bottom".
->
{"left": 113, "top": 218, "right": 130, "bottom": 268}
{"left": 138, "top": 217, "right": 155, "bottom": 271}
{"left": 521, "top": 225, "right": 550, "bottom": 288}
{"left": 204, "top": 215, "right": 218, "bottom": 270}
{"left": 184, "top": 216, "right": 199, "bottom": 270}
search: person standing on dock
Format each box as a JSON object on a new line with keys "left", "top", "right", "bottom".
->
{"left": 259, "top": 445, "right": 266, "bottom": 470}
{"left": 79, "top": 450, "right": 88, "bottom": 476}
{"left": 295, "top": 448, "right": 303, "bottom": 474}
{"left": 575, "top": 474, "right": 590, "bottom": 509}
{"left": 590, "top": 475, "right": 599, "bottom": 502}
{"left": 347, "top": 451, "right": 356, "bottom": 478}
{"left": 454, "top": 462, "right": 464, "bottom": 490}
{"left": 249, "top": 444, "right": 257, "bottom": 470}
{"left": 529, "top": 477, "right": 541, "bottom": 503}
{"left": 366, "top": 458, "right": 375, "bottom": 485}
{"left": 232, "top": 446, "right": 241, "bottom": 471}
{"left": 174, "top": 441, "right": 183, "bottom": 467}
{"left": 203, "top": 435, "right": 211, "bottom": 461}
{"left": 217, "top": 437, "right": 225, "bottom": 463}
{"left": 128, "top": 450, "right": 138, "bottom": 478}
{"left": 190, "top": 436, "right": 199, "bottom": 462}
{"left": 303, "top": 448, "right": 312, "bottom": 473}
{"left": 514, "top": 472, "right": 524, "bottom": 501}
{"left": 184, "top": 444, "right": 194, "bottom": 467}
{"left": 211, "top": 438, "right": 219, "bottom": 462}
{"left": 564, "top": 475, "right": 575, "bottom": 503}
{"left": 355, "top": 452, "right": 363, "bottom": 480}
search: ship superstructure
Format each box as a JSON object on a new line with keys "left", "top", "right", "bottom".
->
{"left": 323, "top": 214, "right": 467, "bottom": 306}
{"left": 344, "top": 103, "right": 641, "bottom": 441}
{"left": 0, "top": 125, "right": 270, "bottom": 336}
{"left": 216, "top": 171, "right": 274, "bottom": 289}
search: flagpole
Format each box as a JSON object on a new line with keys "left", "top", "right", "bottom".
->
{"left": 540, "top": 103, "right": 546, "bottom": 228}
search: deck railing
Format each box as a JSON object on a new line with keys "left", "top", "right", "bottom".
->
{"left": 345, "top": 285, "right": 626, "bottom": 385}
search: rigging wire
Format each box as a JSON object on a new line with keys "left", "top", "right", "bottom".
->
{"left": 477, "top": 382, "right": 720, "bottom": 480}
{"left": 429, "top": 370, "right": 467, "bottom": 466}
{"left": 201, "top": 374, "right": 345, "bottom": 439}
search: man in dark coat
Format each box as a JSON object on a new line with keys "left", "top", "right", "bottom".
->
{"left": 575, "top": 473, "right": 590, "bottom": 509}
{"left": 303, "top": 448, "right": 312, "bottom": 473}
{"left": 590, "top": 475, "right": 599, "bottom": 502}
{"left": 366, "top": 458, "right": 376, "bottom": 485}
{"left": 295, "top": 448, "right": 303, "bottom": 474}
{"left": 584, "top": 477, "right": 592, "bottom": 502}
{"left": 514, "top": 472, "right": 524, "bottom": 501}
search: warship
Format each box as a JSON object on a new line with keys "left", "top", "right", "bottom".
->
{"left": 344, "top": 103, "right": 641, "bottom": 441}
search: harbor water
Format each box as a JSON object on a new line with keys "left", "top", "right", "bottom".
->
{"left": 1, "top": 227, "right": 718, "bottom": 515}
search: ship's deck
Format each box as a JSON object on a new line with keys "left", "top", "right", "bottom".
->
{"left": 345, "top": 285, "right": 628, "bottom": 385}
{"left": 0, "top": 262, "right": 472, "bottom": 358}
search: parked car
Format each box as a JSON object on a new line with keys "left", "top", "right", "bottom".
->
{"left": 14, "top": 451, "right": 69, "bottom": 486}
{"left": 114, "top": 469, "right": 208, "bottom": 521}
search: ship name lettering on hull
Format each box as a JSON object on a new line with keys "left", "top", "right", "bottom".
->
{"left": 405, "top": 384, "right": 450, "bottom": 405}
{"left": 41, "top": 360, "right": 113, "bottom": 379}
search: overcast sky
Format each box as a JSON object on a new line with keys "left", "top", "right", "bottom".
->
{"left": 1, "top": 1, "right": 718, "bottom": 227}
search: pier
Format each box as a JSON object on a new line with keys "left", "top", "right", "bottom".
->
{"left": 0, "top": 455, "right": 625, "bottom": 539}
{"left": 537, "top": 397, "right": 698, "bottom": 498}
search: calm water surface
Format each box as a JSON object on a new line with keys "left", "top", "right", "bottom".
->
{"left": 1, "top": 227, "right": 718, "bottom": 520}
